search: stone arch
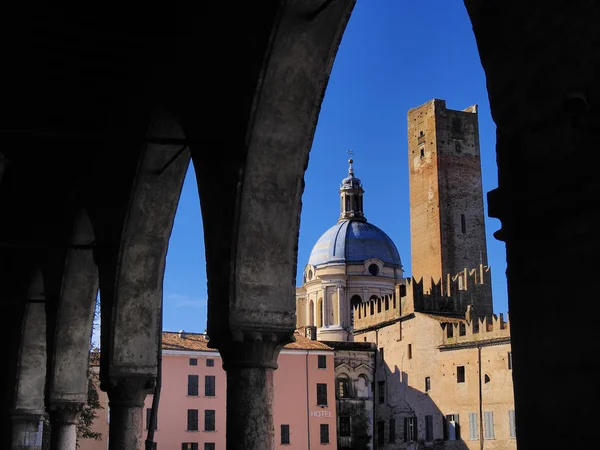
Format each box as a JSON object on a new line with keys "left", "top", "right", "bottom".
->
{"left": 47, "top": 209, "right": 99, "bottom": 408}
{"left": 12, "top": 268, "right": 46, "bottom": 447}
{"left": 88, "top": 109, "right": 190, "bottom": 401}
{"left": 356, "top": 373, "right": 372, "bottom": 399}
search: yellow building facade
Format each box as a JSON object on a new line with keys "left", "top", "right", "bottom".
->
{"left": 296, "top": 99, "right": 515, "bottom": 449}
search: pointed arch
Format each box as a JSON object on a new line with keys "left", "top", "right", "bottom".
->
{"left": 15, "top": 269, "right": 47, "bottom": 416}
{"left": 47, "top": 209, "right": 99, "bottom": 405}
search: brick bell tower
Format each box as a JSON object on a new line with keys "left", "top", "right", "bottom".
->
{"left": 407, "top": 99, "right": 492, "bottom": 314}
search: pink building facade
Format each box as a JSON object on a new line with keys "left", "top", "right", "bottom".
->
{"left": 86, "top": 330, "right": 337, "bottom": 450}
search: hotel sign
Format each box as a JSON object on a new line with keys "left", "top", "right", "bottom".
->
{"left": 310, "top": 410, "right": 333, "bottom": 418}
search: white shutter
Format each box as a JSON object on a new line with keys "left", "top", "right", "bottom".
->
{"left": 469, "top": 413, "right": 478, "bottom": 440}
{"left": 509, "top": 410, "right": 516, "bottom": 438}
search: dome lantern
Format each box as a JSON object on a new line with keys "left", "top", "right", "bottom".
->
{"left": 339, "top": 158, "right": 366, "bottom": 222}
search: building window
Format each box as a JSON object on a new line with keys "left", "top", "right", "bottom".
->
{"left": 188, "top": 375, "right": 199, "bottom": 396}
{"left": 204, "top": 444, "right": 215, "bottom": 450}
{"left": 318, "top": 355, "right": 326, "bottom": 369}
{"left": 281, "top": 424, "right": 290, "bottom": 444}
{"left": 187, "top": 409, "right": 198, "bottom": 431}
{"left": 368, "top": 264, "right": 379, "bottom": 276}
{"left": 205, "top": 375, "right": 216, "bottom": 397}
{"left": 420, "top": 148, "right": 425, "bottom": 158}
{"left": 318, "top": 299, "right": 324, "bottom": 327}
{"left": 484, "top": 412, "right": 495, "bottom": 439}
{"left": 461, "top": 213, "right": 466, "bottom": 233}
{"left": 484, "top": 374, "right": 491, "bottom": 384}
{"left": 444, "top": 414, "right": 460, "bottom": 440}
{"left": 146, "top": 408, "right": 157, "bottom": 430}
{"left": 338, "top": 378, "right": 350, "bottom": 398}
{"left": 389, "top": 418, "right": 396, "bottom": 443}
{"left": 457, "top": 366, "right": 465, "bottom": 383}
{"left": 377, "top": 421, "right": 384, "bottom": 446}
{"left": 408, "top": 344, "right": 412, "bottom": 359}
{"left": 425, "top": 376, "right": 431, "bottom": 392}
{"left": 469, "top": 412, "right": 479, "bottom": 440}
{"left": 459, "top": 323, "right": 466, "bottom": 335}
{"left": 339, "top": 417, "right": 351, "bottom": 437}
{"left": 206, "top": 359, "right": 214, "bottom": 367}
{"left": 425, "top": 415, "right": 434, "bottom": 442}
{"left": 404, "top": 417, "right": 416, "bottom": 442}
{"left": 508, "top": 352, "right": 513, "bottom": 369}
{"left": 204, "top": 410, "right": 215, "bottom": 432}
{"left": 452, "top": 117, "right": 462, "bottom": 135}
{"left": 378, "top": 381, "right": 385, "bottom": 404}
{"left": 446, "top": 324, "right": 454, "bottom": 338}
{"left": 317, "top": 383, "right": 328, "bottom": 406}
{"left": 380, "top": 347, "right": 384, "bottom": 361}
{"left": 189, "top": 358, "right": 198, "bottom": 366}
{"left": 320, "top": 424, "right": 329, "bottom": 444}
{"left": 370, "top": 302, "right": 374, "bottom": 315}
{"left": 509, "top": 410, "right": 516, "bottom": 438}
{"left": 182, "top": 444, "right": 198, "bottom": 450}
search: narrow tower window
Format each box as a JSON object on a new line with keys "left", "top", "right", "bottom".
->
{"left": 461, "top": 214, "right": 466, "bottom": 234}
{"left": 420, "top": 148, "right": 425, "bottom": 158}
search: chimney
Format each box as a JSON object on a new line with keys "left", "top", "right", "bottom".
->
{"left": 305, "top": 326, "right": 317, "bottom": 341}
{"left": 178, "top": 329, "right": 186, "bottom": 339}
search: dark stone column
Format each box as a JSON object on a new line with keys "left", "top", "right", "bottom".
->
{"left": 11, "top": 411, "right": 43, "bottom": 450}
{"left": 214, "top": 330, "right": 294, "bottom": 450}
{"left": 48, "top": 403, "right": 83, "bottom": 450}
{"left": 488, "top": 104, "right": 600, "bottom": 448}
{"left": 103, "top": 376, "right": 153, "bottom": 450}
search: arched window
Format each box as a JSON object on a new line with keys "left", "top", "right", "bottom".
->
{"left": 385, "top": 296, "right": 389, "bottom": 311}
{"left": 317, "top": 298, "right": 323, "bottom": 328}
{"left": 309, "top": 300, "right": 315, "bottom": 326}
{"left": 370, "top": 302, "right": 374, "bottom": 315}
{"left": 337, "top": 375, "right": 351, "bottom": 398}
{"left": 350, "top": 295, "right": 362, "bottom": 328}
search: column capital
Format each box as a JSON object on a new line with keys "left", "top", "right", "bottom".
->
{"left": 48, "top": 401, "right": 84, "bottom": 425}
{"left": 102, "top": 375, "right": 154, "bottom": 408}
{"left": 210, "top": 329, "right": 295, "bottom": 370}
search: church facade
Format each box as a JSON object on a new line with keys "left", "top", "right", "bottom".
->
{"left": 296, "top": 99, "right": 516, "bottom": 450}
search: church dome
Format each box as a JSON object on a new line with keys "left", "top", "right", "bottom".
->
{"left": 308, "top": 219, "right": 402, "bottom": 268}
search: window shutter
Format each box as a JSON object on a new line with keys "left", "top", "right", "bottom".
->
{"left": 187, "top": 409, "right": 198, "bottom": 431}
{"left": 509, "top": 410, "right": 516, "bottom": 438}
{"left": 443, "top": 416, "right": 448, "bottom": 440}
{"left": 469, "top": 413, "right": 478, "bottom": 440}
{"left": 205, "top": 375, "right": 215, "bottom": 396}
{"left": 188, "top": 375, "right": 199, "bottom": 396}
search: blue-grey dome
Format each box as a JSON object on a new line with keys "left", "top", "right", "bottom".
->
{"left": 308, "top": 220, "right": 402, "bottom": 268}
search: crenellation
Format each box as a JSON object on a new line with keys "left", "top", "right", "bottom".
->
{"left": 353, "top": 293, "right": 401, "bottom": 330}
{"left": 441, "top": 310, "right": 510, "bottom": 346}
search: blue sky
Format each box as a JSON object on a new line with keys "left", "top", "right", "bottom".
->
{"left": 161, "top": 0, "right": 508, "bottom": 334}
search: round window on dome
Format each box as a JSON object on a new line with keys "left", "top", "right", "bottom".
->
{"left": 368, "top": 264, "right": 379, "bottom": 276}
{"left": 308, "top": 270, "right": 313, "bottom": 280}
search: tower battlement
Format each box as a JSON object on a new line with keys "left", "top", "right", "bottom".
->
{"left": 352, "top": 289, "right": 401, "bottom": 331}
{"left": 352, "top": 264, "right": 494, "bottom": 331}
{"left": 440, "top": 307, "right": 510, "bottom": 346}
{"left": 402, "top": 264, "right": 492, "bottom": 315}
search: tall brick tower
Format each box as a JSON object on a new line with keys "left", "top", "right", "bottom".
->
{"left": 407, "top": 99, "right": 492, "bottom": 314}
